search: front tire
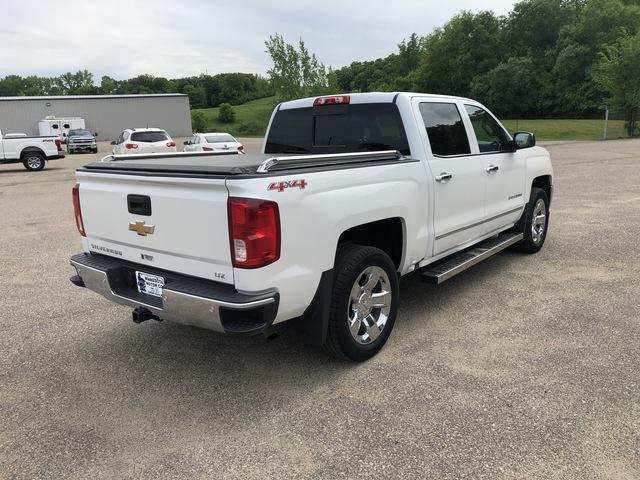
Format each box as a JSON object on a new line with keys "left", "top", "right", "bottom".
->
{"left": 324, "top": 245, "right": 399, "bottom": 362}
{"left": 22, "top": 152, "right": 45, "bottom": 171}
{"left": 514, "top": 187, "right": 549, "bottom": 253}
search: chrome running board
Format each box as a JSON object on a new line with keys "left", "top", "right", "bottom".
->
{"left": 420, "top": 231, "right": 523, "bottom": 284}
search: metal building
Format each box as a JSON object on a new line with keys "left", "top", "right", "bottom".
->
{"left": 0, "top": 93, "right": 192, "bottom": 141}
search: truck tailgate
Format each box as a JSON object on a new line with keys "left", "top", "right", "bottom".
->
{"left": 77, "top": 171, "right": 233, "bottom": 284}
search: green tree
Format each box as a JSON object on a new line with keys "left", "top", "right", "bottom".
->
{"left": 471, "top": 57, "right": 546, "bottom": 118}
{"left": 593, "top": 32, "right": 640, "bottom": 135}
{"left": 191, "top": 110, "right": 207, "bottom": 133}
{"left": 218, "top": 103, "right": 236, "bottom": 123}
{"left": 183, "top": 84, "right": 207, "bottom": 109}
{"left": 99, "top": 76, "right": 120, "bottom": 95}
{"left": 265, "top": 34, "right": 333, "bottom": 101}
{"left": 414, "top": 11, "right": 503, "bottom": 96}
{"left": 56, "top": 70, "right": 95, "bottom": 94}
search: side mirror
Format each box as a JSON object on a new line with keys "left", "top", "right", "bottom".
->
{"left": 183, "top": 141, "right": 190, "bottom": 145}
{"left": 94, "top": 132, "right": 98, "bottom": 137}
{"left": 513, "top": 131, "right": 536, "bottom": 149}
{"left": 110, "top": 140, "right": 116, "bottom": 145}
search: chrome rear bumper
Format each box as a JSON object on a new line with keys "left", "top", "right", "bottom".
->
{"left": 70, "top": 253, "right": 278, "bottom": 334}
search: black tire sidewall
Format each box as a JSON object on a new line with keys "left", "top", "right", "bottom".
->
{"left": 330, "top": 246, "right": 399, "bottom": 361}
{"left": 520, "top": 188, "right": 549, "bottom": 253}
{"left": 23, "top": 153, "right": 45, "bottom": 171}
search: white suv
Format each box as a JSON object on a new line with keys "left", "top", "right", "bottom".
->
{"left": 110, "top": 128, "right": 176, "bottom": 155}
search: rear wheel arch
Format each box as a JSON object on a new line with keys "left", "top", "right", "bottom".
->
{"left": 336, "top": 217, "right": 405, "bottom": 271}
{"left": 20, "top": 147, "right": 46, "bottom": 159}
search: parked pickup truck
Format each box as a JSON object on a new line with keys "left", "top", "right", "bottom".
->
{"left": 0, "top": 129, "right": 65, "bottom": 171}
{"left": 69, "top": 92, "right": 553, "bottom": 361}
{"left": 67, "top": 129, "right": 98, "bottom": 154}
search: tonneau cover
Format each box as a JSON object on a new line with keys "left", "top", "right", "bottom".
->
{"left": 79, "top": 150, "right": 413, "bottom": 177}
{"left": 81, "top": 153, "right": 274, "bottom": 176}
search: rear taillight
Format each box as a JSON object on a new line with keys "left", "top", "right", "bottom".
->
{"left": 202, "top": 146, "right": 214, "bottom": 151}
{"left": 313, "top": 95, "right": 350, "bottom": 106}
{"left": 167, "top": 141, "right": 176, "bottom": 147}
{"left": 125, "top": 143, "right": 138, "bottom": 149}
{"left": 237, "top": 145, "right": 244, "bottom": 151}
{"left": 228, "top": 197, "right": 280, "bottom": 269}
{"left": 55, "top": 139, "right": 62, "bottom": 152}
{"left": 72, "top": 184, "right": 85, "bottom": 236}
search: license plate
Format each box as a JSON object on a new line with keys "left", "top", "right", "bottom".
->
{"left": 135, "top": 271, "right": 164, "bottom": 297}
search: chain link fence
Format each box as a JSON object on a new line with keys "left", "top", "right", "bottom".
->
{"left": 603, "top": 108, "right": 638, "bottom": 140}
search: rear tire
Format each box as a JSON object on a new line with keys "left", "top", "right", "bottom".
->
{"left": 22, "top": 152, "right": 45, "bottom": 171}
{"left": 324, "top": 245, "right": 399, "bottom": 362}
{"left": 514, "top": 187, "right": 549, "bottom": 253}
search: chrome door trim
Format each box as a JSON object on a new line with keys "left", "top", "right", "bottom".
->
{"left": 435, "top": 206, "right": 523, "bottom": 241}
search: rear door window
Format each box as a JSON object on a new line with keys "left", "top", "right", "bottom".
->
{"left": 265, "top": 103, "right": 410, "bottom": 155}
{"left": 419, "top": 103, "right": 470, "bottom": 156}
{"left": 131, "top": 131, "right": 169, "bottom": 143}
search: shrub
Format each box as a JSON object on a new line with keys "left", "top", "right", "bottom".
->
{"left": 218, "top": 103, "right": 236, "bottom": 123}
{"left": 191, "top": 110, "right": 206, "bottom": 133}
{"left": 236, "top": 121, "right": 262, "bottom": 136}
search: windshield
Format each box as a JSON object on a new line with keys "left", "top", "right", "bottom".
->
{"left": 204, "top": 134, "right": 235, "bottom": 143}
{"left": 131, "top": 131, "right": 169, "bottom": 142}
{"left": 265, "top": 103, "right": 410, "bottom": 155}
{"left": 69, "top": 129, "right": 92, "bottom": 136}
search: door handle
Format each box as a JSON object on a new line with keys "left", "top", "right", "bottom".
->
{"left": 486, "top": 165, "right": 499, "bottom": 174}
{"left": 435, "top": 172, "right": 453, "bottom": 183}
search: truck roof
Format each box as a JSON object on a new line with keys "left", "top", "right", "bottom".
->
{"left": 279, "top": 92, "right": 473, "bottom": 110}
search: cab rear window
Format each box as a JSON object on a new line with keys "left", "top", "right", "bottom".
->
{"left": 265, "top": 103, "right": 410, "bottom": 155}
{"left": 131, "top": 131, "right": 169, "bottom": 143}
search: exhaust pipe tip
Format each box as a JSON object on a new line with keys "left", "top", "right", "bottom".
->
{"left": 262, "top": 326, "right": 278, "bottom": 341}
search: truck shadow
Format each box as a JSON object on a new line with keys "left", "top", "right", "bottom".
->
{"left": 63, "top": 250, "right": 518, "bottom": 423}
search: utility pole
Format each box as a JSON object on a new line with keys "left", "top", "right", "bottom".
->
{"left": 603, "top": 105, "right": 609, "bottom": 140}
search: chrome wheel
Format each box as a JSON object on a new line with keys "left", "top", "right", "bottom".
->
{"left": 347, "top": 266, "right": 392, "bottom": 345}
{"left": 26, "top": 155, "right": 43, "bottom": 170}
{"left": 531, "top": 198, "right": 547, "bottom": 244}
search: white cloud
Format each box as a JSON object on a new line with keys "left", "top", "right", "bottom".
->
{"left": 0, "top": 0, "right": 516, "bottom": 80}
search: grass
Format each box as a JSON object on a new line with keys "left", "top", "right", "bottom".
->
{"left": 192, "top": 96, "right": 278, "bottom": 137}
{"left": 194, "top": 98, "right": 630, "bottom": 141}
{"left": 502, "top": 119, "right": 628, "bottom": 141}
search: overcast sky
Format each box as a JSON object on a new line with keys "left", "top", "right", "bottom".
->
{"left": 1, "top": 0, "right": 516, "bottom": 81}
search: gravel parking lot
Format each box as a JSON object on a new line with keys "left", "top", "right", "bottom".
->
{"left": 1, "top": 138, "right": 639, "bottom": 479}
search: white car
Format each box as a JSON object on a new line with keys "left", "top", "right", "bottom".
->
{"left": 183, "top": 132, "right": 244, "bottom": 153}
{"left": 110, "top": 128, "right": 176, "bottom": 155}
{"left": 70, "top": 92, "right": 553, "bottom": 361}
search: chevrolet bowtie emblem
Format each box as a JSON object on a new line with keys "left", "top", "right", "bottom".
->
{"left": 129, "top": 220, "right": 155, "bottom": 236}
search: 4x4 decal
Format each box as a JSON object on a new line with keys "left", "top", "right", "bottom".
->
{"left": 268, "top": 179, "right": 307, "bottom": 192}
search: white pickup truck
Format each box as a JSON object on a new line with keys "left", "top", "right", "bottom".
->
{"left": 69, "top": 92, "right": 553, "bottom": 361}
{"left": 0, "top": 129, "right": 65, "bottom": 171}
